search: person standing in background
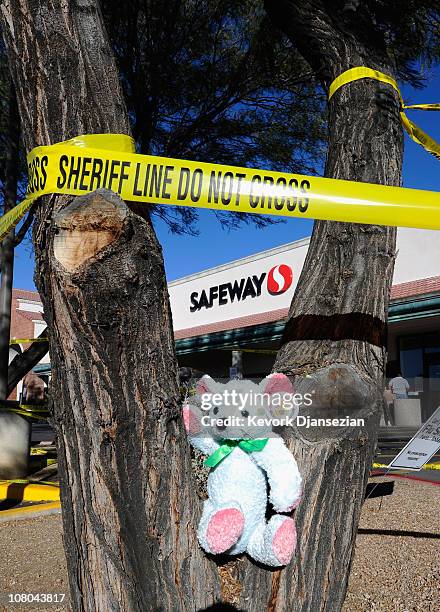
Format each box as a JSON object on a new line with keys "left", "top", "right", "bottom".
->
{"left": 383, "top": 388, "right": 395, "bottom": 426}
{"left": 22, "top": 371, "right": 46, "bottom": 404}
{"left": 389, "top": 372, "right": 410, "bottom": 399}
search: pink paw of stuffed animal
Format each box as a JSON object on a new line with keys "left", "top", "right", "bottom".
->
{"left": 183, "top": 373, "right": 302, "bottom": 567}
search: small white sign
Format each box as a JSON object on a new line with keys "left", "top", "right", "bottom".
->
{"left": 388, "top": 406, "right": 440, "bottom": 471}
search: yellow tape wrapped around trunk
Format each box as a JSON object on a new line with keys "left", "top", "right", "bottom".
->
{"left": 329, "top": 66, "right": 440, "bottom": 161}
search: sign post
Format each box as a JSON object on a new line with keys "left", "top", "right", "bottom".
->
{"left": 387, "top": 406, "right": 440, "bottom": 471}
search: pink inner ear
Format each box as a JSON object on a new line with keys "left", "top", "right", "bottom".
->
{"left": 183, "top": 405, "right": 201, "bottom": 434}
{"left": 196, "top": 376, "right": 212, "bottom": 395}
{"left": 264, "top": 373, "right": 294, "bottom": 394}
{"left": 196, "top": 382, "right": 209, "bottom": 395}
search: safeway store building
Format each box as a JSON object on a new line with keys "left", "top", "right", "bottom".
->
{"left": 170, "top": 227, "right": 440, "bottom": 429}
{"left": 10, "top": 227, "right": 440, "bottom": 430}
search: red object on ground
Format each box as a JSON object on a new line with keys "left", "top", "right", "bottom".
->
{"left": 370, "top": 471, "right": 440, "bottom": 486}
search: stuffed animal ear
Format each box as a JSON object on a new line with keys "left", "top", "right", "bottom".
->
{"left": 196, "top": 375, "right": 215, "bottom": 395}
{"left": 182, "top": 404, "right": 202, "bottom": 435}
{"left": 261, "top": 373, "right": 294, "bottom": 395}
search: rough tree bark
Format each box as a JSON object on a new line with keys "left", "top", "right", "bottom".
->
{"left": 1, "top": 0, "right": 405, "bottom": 610}
{"left": 0, "top": 1, "right": 219, "bottom": 610}
{"left": 227, "top": 2, "right": 403, "bottom": 610}
{"left": 1, "top": 83, "right": 48, "bottom": 399}
{"left": 0, "top": 84, "right": 20, "bottom": 400}
{"left": 7, "top": 326, "right": 48, "bottom": 396}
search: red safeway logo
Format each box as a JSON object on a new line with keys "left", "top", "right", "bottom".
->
{"left": 267, "top": 264, "right": 293, "bottom": 295}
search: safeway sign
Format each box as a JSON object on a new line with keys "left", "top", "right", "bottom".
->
{"left": 169, "top": 240, "right": 309, "bottom": 332}
{"left": 388, "top": 406, "right": 440, "bottom": 471}
{"left": 190, "top": 264, "right": 293, "bottom": 312}
{"left": 168, "top": 229, "right": 440, "bottom": 335}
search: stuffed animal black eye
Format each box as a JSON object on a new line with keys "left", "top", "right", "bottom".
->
{"left": 242, "top": 410, "right": 249, "bottom": 418}
{"left": 213, "top": 407, "right": 219, "bottom": 415}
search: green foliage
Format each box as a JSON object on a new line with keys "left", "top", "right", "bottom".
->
{"left": 101, "top": 0, "right": 327, "bottom": 234}
{"left": 0, "top": 42, "right": 26, "bottom": 213}
{"left": 2, "top": 1, "right": 439, "bottom": 236}
{"left": 368, "top": 0, "right": 440, "bottom": 85}
{"left": 329, "top": 0, "right": 440, "bottom": 86}
{"left": 0, "top": 46, "right": 13, "bottom": 201}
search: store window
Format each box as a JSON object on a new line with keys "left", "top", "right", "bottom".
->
{"left": 393, "top": 333, "right": 440, "bottom": 423}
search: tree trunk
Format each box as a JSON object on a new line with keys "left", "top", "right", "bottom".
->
{"left": 0, "top": 232, "right": 15, "bottom": 400}
{"left": 1, "top": 0, "right": 405, "bottom": 610}
{"left": 0, "top": 84, "right": 20, "bottom": 400}
{"left": 7, "top": 327, "right": 49, "bottom": 396}
{"left": 228, "top": 3, "right": 403, "bottom": 610}
{"left": 0, "top": 1, "right": 219, "bottom": 610}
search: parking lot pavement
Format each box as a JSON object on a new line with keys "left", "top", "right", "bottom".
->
{"left": 31, "top": 423, "right": 54, "bottom": 445}
{"left": 0, "top": 477, "right": 438, "bottom": 612}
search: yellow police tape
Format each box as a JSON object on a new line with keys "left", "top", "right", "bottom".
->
{"left": 372, "top": 462, "right": 440, "bottom": 471}
{"left": 0, "top": 480, "right": 60, "bottom": 502}
{"left": 9, "top": 338, "right": 48, "bottom": 344}
{"left": 329, "top": 67, "right": 440, "bottom": 160}
{"left": 0, "top": 403, "right": 49, "bottom": 420}
{"left": 29, "top": 448, "right": 57, "bottom": 468}
{"left": 0, "top": 68, "right": 439, "bottom": 243}
{"left": 30, "top": 447, "right": 49, "bottom": 456}
{"left": 16, "top": 405, "right": 49, "bottom": 420}
{"left": 0, "top": 479, "right": 58, "bottom": 487}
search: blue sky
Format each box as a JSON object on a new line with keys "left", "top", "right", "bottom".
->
{"left": 12, "top": 68, "right": 440, "bottom": 290}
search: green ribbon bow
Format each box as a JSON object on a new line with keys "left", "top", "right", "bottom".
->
{"left": 204, "top": 438, "right": 269, "bottom": 468}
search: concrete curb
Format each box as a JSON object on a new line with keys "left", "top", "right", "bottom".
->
{"left": 370, "top": 471, "right": 440, "bottom": 486}
{"left": 373, "top": 462, "right": 440, "bottom": 470}
{"left": 0, "top": 501, "right": 61, "bottom": 523}
{"left": 0, "top": 481, "right": 60, "bottom": 502}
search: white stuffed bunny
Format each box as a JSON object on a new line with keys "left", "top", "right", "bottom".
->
{"left": 183, "top": 373, "right": 302, "bottom": 567}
